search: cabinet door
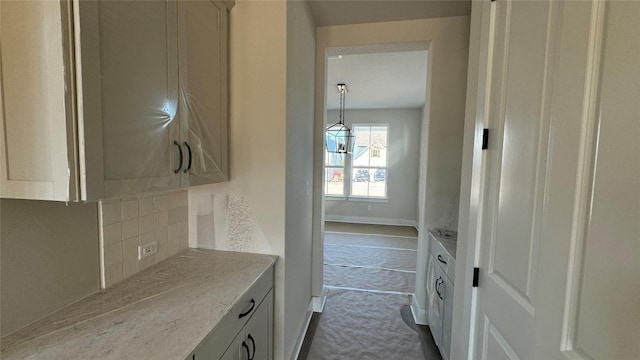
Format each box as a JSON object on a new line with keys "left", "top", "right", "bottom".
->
{"left": 244, "top": 290, "right": 273, "bottom": 360}
{"left": 178, "top": 0, "right": 229, "bottom": 186}
{"left": 426, "top": 256, "right": 442, "bottom": 346}
{"left": 440, "top": 275, "right": 453, "bottom": 360}
{"left": 75, "top": 0, "right": 181, "bottom": 200}
{"left": 217, "top": 331, "right": 243, "bottom": 360}
{"left": 0, "top": 0, "right": 77, "bottom": 201}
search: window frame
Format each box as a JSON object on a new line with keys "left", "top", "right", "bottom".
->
{"left": 322, "top": 123, "right": 391, "bottom": 202}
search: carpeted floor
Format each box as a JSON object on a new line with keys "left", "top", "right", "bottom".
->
{"left": 300, "top": 224, "right": 440, "bottom": 360}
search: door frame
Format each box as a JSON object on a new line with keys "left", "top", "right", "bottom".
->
{"left": 450, "top": 0, "right": 492, "bottom": 358}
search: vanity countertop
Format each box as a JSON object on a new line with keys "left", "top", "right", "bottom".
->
{"left": 429, "top": 230, "right": 457, "bottom": 260}
{"left": 1, "top": 249, "right": 276, "bottom": 360}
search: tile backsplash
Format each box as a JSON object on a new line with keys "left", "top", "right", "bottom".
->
{"left": 100, "top": 190, "right": 188, "bottom": 288}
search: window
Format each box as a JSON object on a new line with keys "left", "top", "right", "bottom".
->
{"left": 324, "top": 149, "right": 345, "bottom": 196}
{"left": 324, "top": 124, "right": 388, "bottom": 199}
{"left": 351, "top": 125, "right": 388, "bottom": 198}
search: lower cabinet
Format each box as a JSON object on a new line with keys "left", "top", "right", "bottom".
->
{"left": 219, "top": 291, "right": 272, "bottom": 360}
{"left": 190, "top": 267, "right": 273, "bottom": 360}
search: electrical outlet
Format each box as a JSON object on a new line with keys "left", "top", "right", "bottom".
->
{"left": 138, "top": 241, "right": 157, "bottom": 260}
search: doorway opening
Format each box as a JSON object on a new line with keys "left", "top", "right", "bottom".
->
{"left": 306, "top": 43, "right": 436, "bottom": 358}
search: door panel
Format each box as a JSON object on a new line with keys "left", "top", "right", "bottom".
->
{"left": 473, "top": 0, "right": 639, "bottom": 359}
{"left": 567, "top": 2, "right": 640, "bottom": 358}
{"left": 475, "top": 0, "right": 557, "bottom": 357}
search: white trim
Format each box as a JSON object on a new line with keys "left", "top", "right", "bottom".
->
{"left": 324, "top": 215, "right": 416, "bottom": 227}
{"left": 411, "top": 295, "right": 428, "bottom": 325}
{"left": 289, "top": 300, "right": 314, "bottom": 360}
{"left": 311, "top": 294, "right": 326, "bottom": 313}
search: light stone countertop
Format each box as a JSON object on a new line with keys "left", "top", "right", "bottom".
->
{"left": 1, "top": 249, "right": 277, "bottom": 360}
{"left": 429, "top": 230, "right": 457, "bottom": 260}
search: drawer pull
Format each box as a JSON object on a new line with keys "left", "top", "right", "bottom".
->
{"left": 247, "top": 334, "right": 256, "bottom": 360}
{"left": 242, "top": 341, "right": 250, "bottom": 360}
{"left": 238, "top": 299, "right": 255, "bottom": 319}
{"left": 437, "top": 254, "right": 448, "bottom": 265}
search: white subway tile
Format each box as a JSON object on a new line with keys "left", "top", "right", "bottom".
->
{"left": 166, "top": 192, "right": 178, "bottom": 210}
{"left": 104, "top": 262, "right": 123, "bottom": 288}
{"left": 177, "top": 190, "right": 188, "bottom": 207}
{"left": 121, "top": 199, "right": 139, "bottom": 220}
{"left": 154, "top": 194, "right": 169, "bottom": 212}
{"left": 103, "top": 222, "right": 122, "bottom": 245}
{"left": 139, "top": 231, "right": 154, "bottom": 246}
{"left": 139, "top": 197, "right": 154, "bottom": 216}
{"left": 140, "top": 255, "right": 155, "bottom": 270}
{"left": 104, "top": 241, "right": 123, "bottom": 265}
{"left": 139, "top": 214, "right": 154, "bottom": 235}
{"left": 168, "top": 223, "right": 180, "bottom": 241}
{"left": 154, "top": 211, "right": 169, "bottom": 229}
{"left": 123, "top": 237, "right": 139, "bottom": 278}
{"left": 101, "top": 201, "right": 122, "bottom": 225}
{"left": 122, "top": 218, "right": 138, "bottom": 240}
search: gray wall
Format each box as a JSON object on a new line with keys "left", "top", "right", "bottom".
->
{"left": 324, "top": 108, "right": 421, "bottom": 226}
{"left": 1, "top": 199, "right": 100, "bottom": 335}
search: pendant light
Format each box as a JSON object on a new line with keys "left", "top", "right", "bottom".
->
{"left": 325, "top": 83, "right": 355, "bottom": 154}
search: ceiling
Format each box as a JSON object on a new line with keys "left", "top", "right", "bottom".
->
{"left": 313, "top": 0, "right": 469, "bottom": 110}
{"left": 308, "top": 0, "right": 471, "bottom": 27}
{"left": 326, "top": 50, "right": 428, "bottom": 110}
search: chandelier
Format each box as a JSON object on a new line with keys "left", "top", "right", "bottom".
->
{"left": 325, "top": 83, "right": 354, "bottom": 154}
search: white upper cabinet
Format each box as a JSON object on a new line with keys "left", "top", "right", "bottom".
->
{"left": 178, "top": 0, "right": 229, "bottom": 185}
{"left": 0, "top": 1, "right": 78, "bottom": 201}
{"left": 0, "top": 0, "right": 232, "bottom": 202}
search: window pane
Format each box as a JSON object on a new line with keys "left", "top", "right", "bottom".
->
{"left": 350, "top": 125, "right": 388, "bottom": 198}
{"left": 324, "top": 167, "right": 344, "bottom": 196}
{"left": 325, "top": 151, "right": 345, "bottom": 167}
{"left": 351, "top": 168, "right": 370, "bottom": 197}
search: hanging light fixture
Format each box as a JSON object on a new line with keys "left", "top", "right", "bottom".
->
{"left": 325, "top": 83, "right": 355, "bottom": 154}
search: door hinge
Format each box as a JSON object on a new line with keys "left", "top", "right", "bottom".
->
{"left": 481, "top": 129, "right": 489, "bottom": 150}
{"left": 473, "top": 267, "right": 480, "bottom": 287}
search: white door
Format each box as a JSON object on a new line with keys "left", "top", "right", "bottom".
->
{"left": 472, "top": 1, "right": 639, "bottom": 359}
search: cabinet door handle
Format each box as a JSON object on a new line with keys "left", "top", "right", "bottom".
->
{"left": 173, "top": 141, "right": 183, "bottom": 174}
{"left": 435, "top": 277, "right": 444, "bottom": 300}
{"left": 242, "top": 341, "right": 250, "bottom": 360}
{"left": 437, "top": 254, "right": 447, "bottom": 265}
{"left": 184, "top": 141, "right": 192, "bottom": 173}
{"left": 247, "top": 334, "right": 256, "bottom": 360}
{"left": 238, "top": 299, "right": 255, "bottom": 319}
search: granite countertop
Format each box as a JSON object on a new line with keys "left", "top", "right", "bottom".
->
{"left": 1, "top": 249, "right": 277, "bottom": 360}
{"left": 429, "top": 230, "right": 457, "bottom": 260}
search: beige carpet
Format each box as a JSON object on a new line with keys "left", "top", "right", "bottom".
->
{"left": 307, "top": 229, "right": 423, "bottom": 359}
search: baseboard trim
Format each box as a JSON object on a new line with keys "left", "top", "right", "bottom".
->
{"left": 325, "top": 215, "right": 416, "bottom": 227}
{"left": 411, "top": 295, "right": 428, "bottom": 325}
{"left": 289, "top": 302, "right": 314, "bottom": 360}
{"left": 311, "top": 295, "right": 326, "bottom": 313}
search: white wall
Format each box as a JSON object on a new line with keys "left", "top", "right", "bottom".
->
{"left": 312, "top": 16, "right": 470, "bottom": 321}
{"left": 1, "top": 199, "right": 101, "bottom": 335}
{"left": 284, "top": 0, "right": 316, "bottom": 358}
{"left": 188, "top": 1, "right": 316, "bottom": 359}
{"left": 324, "top": 108, "right": 421, "bottom": 226}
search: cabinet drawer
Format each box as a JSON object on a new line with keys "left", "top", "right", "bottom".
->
{"left": 190, "top": 265, "right": 273, "bottom": 360}
{"left": 429, "top": 232, "right": 456, "bottom": 280}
